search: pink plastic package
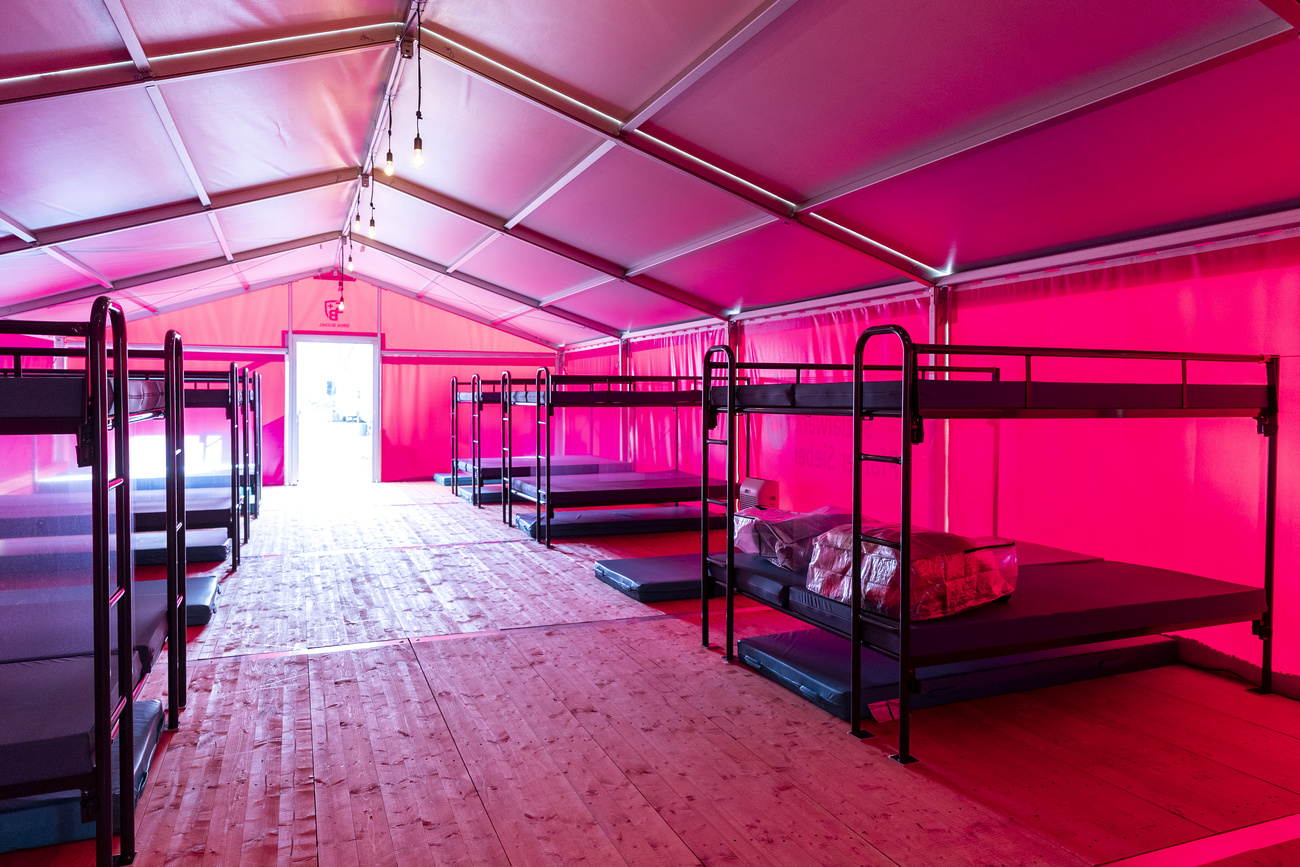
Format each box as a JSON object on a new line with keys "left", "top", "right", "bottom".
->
{"left": 733, "top": 506, "right": 855, "bottom": 572}
{"left": 805, "top": 524, "right": 1017, "bottom": 620}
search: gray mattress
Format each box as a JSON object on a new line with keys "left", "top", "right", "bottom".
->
{"left": 710, "top": 552, "right": 1265, "bottom": 664}
{"left": 510, "top": 470, "right": 726, "bottom": 507}
{"left": 0, "top": 582, "right": 171, "bottom": 673}
{"left": 0, "top": 374, "right": 166, "bottom": 428}
{"left": 0, "top": 527, "right": 230, "bottom": 571}
{"left": 710, "top": 380, "right": 1269, "bottom": 416}
{"left": 0, "top": 490, "right": 234, "bottom": 536}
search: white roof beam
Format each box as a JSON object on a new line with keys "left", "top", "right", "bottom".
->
{"left": 354, "top": 235, "right": 622, "bottom": 338}
{"left": 376, "top": 173, "right": 728, "bottom": 319}
{"left": 0, "top": 168, "right": 358, "bottom": 259}
{"left": 621, "top": 0, "right": 802, "bottom": 132}
{"left": 1257, "top": 0, "right": 1300, "bottom": 30}
{"left": 799, "top": 19, "right": 1296, "bottom": 211}
{"left": 0, "top": 207, "right": 112, "bottom": 290}
{"left": 0, "top": 232, "right": 336, "bottom": 318}
{"left": 625, "top": 213, "right": 778, "bottom": 276}
{"left": 504, "top": 141, "right": 617, "bottom": 229}
{"left": 101, "top": 0, "right": 152, "bottom": 74}
{"left": 443, "top": 232, "right": 500, "bottom": 273}
{"left": 419, "top": 29, "right": 944, "bottom": 285}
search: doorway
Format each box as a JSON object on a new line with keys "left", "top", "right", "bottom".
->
{"left": 291, "top": 337, "right": 379, "bottom": 485}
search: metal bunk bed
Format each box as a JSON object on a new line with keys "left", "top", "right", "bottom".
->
{"left": 507, "top": 369, "right": 726, "bottom": 546}
{"left": 174, "top": 363, "right": 247, "bottom": 568}
{"left": 0, "top": 299, "right": 186, "bottom": 866}
{"left": 447, "top": 373, "right": 633, "bottom": 508}
{"left": 702, "top": 326, "right": 1277, "bottom": 764}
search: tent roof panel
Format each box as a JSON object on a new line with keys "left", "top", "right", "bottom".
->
{"left": 123, "top": 0, "right": 408, "bottom": 56}
{"left": 507, "top": 308, "right": 604, "bottom": 346}
{"left": 453, "top": 234, "right": 604, "bottom": 303}
{"left": 641, "top": 219, "right": 904, "bottom": 313}
{"left": 0, "top": 87, "right": 204, "bottom": 229}
{"left": 55, "top": 213, "right": 226, "bottom": 282}
{"left": 427, "top": 0, "right": 763, "bottom": 117}
{"left": 516, "top": 144, "right": 763, "bottom": 269}
{"left": 367, "top": 184, "right": 496, "bottom": 266}
{"left": 0, "top": 0, "right": 129, "bottom": 78}
{"left": 640, "top": 0, "right": 1280, "bottom": 204}
{"left": 0, "top": 249, "right": 89, "bottom": 311}
{"left": 551, "top": 282, "right": 704, "bottom": 333}
{"left": 816, "top": 38, "right": 1300, "bottom": 273}
{"left": 385, "top": 59, "right": 608, "bottom": 219}
{"left": 156, "top": 46, "right": 389, "bottom": 194}
{"left": 214, "top": 184, "right": 354, "bottom": 253}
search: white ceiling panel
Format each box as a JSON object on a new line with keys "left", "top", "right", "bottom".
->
{"left": 157, "top": 46, "right": 390, "bottom": 194}
{"left": 452, "top": 234, "right": 603, "bottom": 303}
{"left": 507, "top": 308, "right": 604, "bottom": 347}
{"left": 517, "top": 145, "right": 763, "bottom": 269}
{"left": 123, "top": 0, "right": 409, "bottom": 56}
{"left": 426, "top": 0, "right": 767, "bottom": 117}
{"left": 215, "top": 184, "right": 354, "bottom": 253}
{"left": 551, "top": 281, "right": 703, "bottom": 333}
{"left": 0, "top": 249, "right": 90, "bottom": 311}
{"left": 0, "top": 0, "right": 129, "bottom": 78}
{"left": 55, "top": 214, "right": 225, "bottom": 283}
{"left": 384, "top": 57, "right": 607, "bottom": 219}
{"left": 0, "top": 87, "right": 203, "bottom": 229}
{"left": 364, "top": 183, "right": 496, "bottom": 266}
{"left": 641, "top": 0, "right": 1282, "bottom": 204}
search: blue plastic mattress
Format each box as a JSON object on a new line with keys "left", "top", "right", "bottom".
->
{"left": 515, "top": 507, "right": 726, "bottom": 539}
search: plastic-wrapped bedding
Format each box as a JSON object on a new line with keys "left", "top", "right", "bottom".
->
{"left": 734, "top": 506, "right": 853, "bottom": 572}
{"left": 806, "top": 525, "right": 1017, "bottom": 620}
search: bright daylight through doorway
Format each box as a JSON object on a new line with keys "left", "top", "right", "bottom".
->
{"left": 295, "top": 339, "right": 376, "bottom": 484}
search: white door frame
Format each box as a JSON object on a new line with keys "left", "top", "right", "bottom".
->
{"left": 288, "top": 333, "right": 382, "bottom": 484}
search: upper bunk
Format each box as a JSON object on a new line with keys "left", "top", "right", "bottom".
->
{"left": 705, "top": 342, "right": 1276, "bottom": 422}
{"left": 509, "top": 371, "right": 704, "bottom": 408}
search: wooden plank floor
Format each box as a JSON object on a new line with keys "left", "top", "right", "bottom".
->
{"left": 4, "top": 480, "right": 1299, "bottom": 866}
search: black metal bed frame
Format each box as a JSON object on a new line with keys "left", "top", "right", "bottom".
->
{"left": 182, "top": 365, "right": 248, "bottom": 568}
{"left": 508, "top": 371, "right": 704, "bottom": 547}
{"left": 0, "top": 299, "right": 186, "bottom": 867}
{"left": 449, "top": 374, "right": 506, "bottom": 508}
{"left": 702, "top": 327, "right": 1279, "bottom": 764}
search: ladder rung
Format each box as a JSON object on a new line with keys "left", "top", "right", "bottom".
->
{"left": 859, "top": 533, "right": 901, "bottom": 549}
{"left": 860, "top": 453, "right": 902, "bottom": 465}
{"left": 109, "top": 586, "right": 126, "bottom": 607}
{"left": 705, "top": 438, "right": 728, "bottom": 445}
{"left": 705, "top": 498, "right": 729, "bottom": 507}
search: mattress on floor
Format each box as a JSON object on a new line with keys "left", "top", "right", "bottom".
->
{"left": 709, "top": 381, "right": 1269, "bottom": 415}
{"left": 453, "top": 454, "right": 635, "bottom": 479}
{"left": 515, "top": 507, "right": 727, "bottom": 540}
{"left": 0, "top": 582, "right": 170, "bottom": 673}
{"left": 594, "top": 553, "right": 712, "bottom": 602}
{"left": 182, "top": 573, "right": 220, "bottom": 626}
{"left": 0, "top": 698, "right": 163, "bottom": 853}
{"left": 454, "top": 485, "right": 527, "bottom": 506}
{"left": 0, "top": 656, "right": 136, "bottom": 790}
{"left": 510, "top": 470, "right": 727, "bottom": 508}
{"left": 737, "top": 629, "right": 1178, "bottom": 721}
{"left": 783, "top": 560, "right": 1265, "bottom": 663}
{"left": 433, "top": 472, "right": 474, "bottom": 487}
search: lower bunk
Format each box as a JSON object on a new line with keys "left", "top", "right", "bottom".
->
{"left": 510, "top": 470, "right": 727, "bottom": 541}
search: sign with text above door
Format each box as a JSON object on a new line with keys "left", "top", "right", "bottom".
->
{"left": 291, "top": 278, "right": 378, "bottom": 335}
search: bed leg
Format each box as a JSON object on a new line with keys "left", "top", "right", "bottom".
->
{"left": 890, "top": 670, "right": 919, "bottom": 764}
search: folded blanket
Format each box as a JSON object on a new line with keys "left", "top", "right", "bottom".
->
{"left": 734, "top": 506, "right": 854, "bottom": 572}
{"left": 806, "top": 524, "right": 1016, "bottom": 620}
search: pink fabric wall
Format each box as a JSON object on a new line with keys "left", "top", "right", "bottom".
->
{"left": 944, "top": 239, "right": 1300, "bottom": 678}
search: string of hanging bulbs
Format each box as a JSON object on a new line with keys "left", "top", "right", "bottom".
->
{"left": 351, "top": 5, "right": 425, "bottom": 250}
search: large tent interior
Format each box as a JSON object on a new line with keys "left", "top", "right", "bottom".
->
{"left": 2, "top": 0, "right": 1300, "bottom": 865}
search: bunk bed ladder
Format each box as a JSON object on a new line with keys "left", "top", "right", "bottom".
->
{"left": 227, "top": 363, "right": 241, "bottom": 569}
{"left": 853, "top": 325, "right": 920, "bottom": 763}
{"left": 164, "top": 332, "right": 187, "bottom": 729}
{"left": 701, "top": 346, "right": 737, "bottom": 657}
{"left": 252, "top": 372, "right": 263, "bottom": 519}
{"left": 535, "top": 367, "right": 552, "bottom": 547}
{"left": 92, "top": 298, "right": 138, "bottom": 867}
{"left": 501, "top": 371, "right": 514, "bottom": 526}
{"left": 240, "top": 367, "right": 252, "bottom": 543}
{"left": 450, "top": 376, "right": 460, "bottom": 498}
{"left": 1251, "top": 354, "right": 1280, "bottom": 696}
{"left": 471, "top": 374, "right": 484, "bottom": 508}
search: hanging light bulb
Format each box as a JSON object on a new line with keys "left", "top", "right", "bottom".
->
{"left": 337, "top": 278, "right": 346, "bottom": 312}
{"left": 384, "top": 150, "right": 394, "bottom": 176}
{"left": 354, "top": 209, "right": 362, "bottom": 230}
{"left": 346, "top": 252, "right": 354, "bottom": 272}
{"left": 412, "top": 9, "right": 425, "bottom": 169}
{"left": 383, "top": 95, "right": 396, "bottom": 176}
{"left": 368, "top": 217, "right": 376, "bottom": 239}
